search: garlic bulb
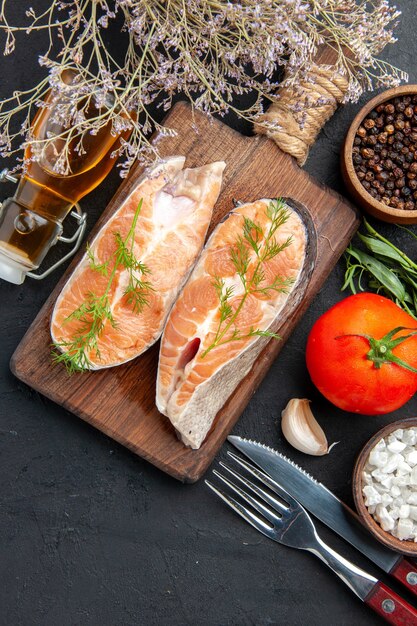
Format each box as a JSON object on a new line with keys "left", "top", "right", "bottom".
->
{"left": 281, "top": 398, "right": 335, "bottom": 456}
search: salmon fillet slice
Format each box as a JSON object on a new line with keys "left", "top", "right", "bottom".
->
{"left": 156, "top": 198, "right": 315, "bottom": 449}
{"left": 51, "top": 156, "right": 226, "bottom": 369}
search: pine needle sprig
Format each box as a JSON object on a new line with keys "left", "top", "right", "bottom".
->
{"left": 52, "top": 199, "right": 153, "bottom": 373}
{"left": 200, "top": 199, "right": 295, "bottom": 358}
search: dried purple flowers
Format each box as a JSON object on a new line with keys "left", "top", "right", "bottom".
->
{"left": 0, "top": 1, "right": 407, "bottom": 176}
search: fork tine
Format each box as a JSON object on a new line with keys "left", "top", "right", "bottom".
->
{"left": 227, "top": 450, "right": 300, "bottom": 510}
{"left": 219, "top": 460, "right": 288, "bottom": 515}
{"left": 212, "top": 468, "right": 282, "bottom": 526}
{"left": 205, "top": 479, "right": 274, "bottom": 538}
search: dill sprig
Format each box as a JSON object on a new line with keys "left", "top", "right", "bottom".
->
{"left": 52, "top": 199, "right": 153, "bottom": 374}
{"left": 200, "top": 198, "right": 294, "bottom": 358}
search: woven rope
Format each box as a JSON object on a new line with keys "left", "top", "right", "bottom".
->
{"left": 254, "top": 64, "right": 349, "bottom": 166}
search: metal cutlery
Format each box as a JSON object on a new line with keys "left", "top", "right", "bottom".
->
{"left": 206, "top": 454, "right": 417, "bottom": 625}
{"left": 228, "top": 435, "right": 417, "bottom": 597}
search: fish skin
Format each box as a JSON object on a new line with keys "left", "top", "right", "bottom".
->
{"left": 156, "top": 198, "right": 311, "bottom": 449}
{"left": 51, "top": 156, "right": 226, "bottom": 369}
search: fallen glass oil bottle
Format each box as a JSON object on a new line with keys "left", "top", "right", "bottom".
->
{"left": 0, "top": 70, "right": 132, "bottom": 284}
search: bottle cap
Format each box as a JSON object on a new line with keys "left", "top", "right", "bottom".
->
{"left": 0, "top": 249, "right": 27, "bottom": 284}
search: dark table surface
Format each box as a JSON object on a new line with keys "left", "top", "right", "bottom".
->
{"left": 1, "top": 3, "right": 417, "bottom": 625}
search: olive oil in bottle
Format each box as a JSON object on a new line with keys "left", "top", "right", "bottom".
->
{"left": 0, "top": 74, "right": 131, "bottom": 284}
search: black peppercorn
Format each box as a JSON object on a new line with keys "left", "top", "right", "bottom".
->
{"left": 353, "top": 95, "right": 417, "bottom": 210}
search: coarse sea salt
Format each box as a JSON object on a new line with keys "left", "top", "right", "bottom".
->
{"left": 363, "top": 427, "right": 417, "bottom": 542}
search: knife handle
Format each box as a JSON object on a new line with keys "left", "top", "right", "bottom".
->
{"left": 365, "top": 582, "right": 417, "bottom": 625}
{"left": 390, "top": 558, "right": 417, "bottom": 598}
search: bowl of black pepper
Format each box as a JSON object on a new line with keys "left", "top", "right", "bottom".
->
{"left": 342, "top": 85, "right": 417, "bottom": 224}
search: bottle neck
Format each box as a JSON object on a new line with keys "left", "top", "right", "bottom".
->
{"left": 15, "top": 174, "right": 73, "bottom": 223}
{"left": 0, "top": 196, "right": 62, "bottom": 277}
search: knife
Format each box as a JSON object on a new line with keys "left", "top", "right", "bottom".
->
{"left": 228, "top": 435, "right": 417, "bottom": 598}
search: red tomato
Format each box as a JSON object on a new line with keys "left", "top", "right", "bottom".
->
{"left": 306, "top": 293, "right": 417, "bottom": 415}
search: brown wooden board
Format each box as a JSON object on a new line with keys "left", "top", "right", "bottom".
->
{"left": 10, "top": 102, "right": 359, "bottom": 482}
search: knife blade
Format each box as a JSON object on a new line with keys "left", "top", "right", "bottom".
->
{"left": 228, "top": 435, "right": 417, "bottom": 597}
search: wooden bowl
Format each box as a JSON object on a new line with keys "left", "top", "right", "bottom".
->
{"left": 353, "top": 417, "right": 417, "bottom": 557}
{"left": 342, "top": 85, "right": 417, "bottom": 224}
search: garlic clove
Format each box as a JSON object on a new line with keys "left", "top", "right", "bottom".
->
{"left": 281, "top": 398, "right": 333, "bottom": 456}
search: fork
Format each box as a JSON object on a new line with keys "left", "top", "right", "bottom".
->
{"left": 206, "top": 452, "right": 417, "bottom": 625}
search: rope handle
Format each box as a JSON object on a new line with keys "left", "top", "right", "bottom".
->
{"left": 254, "top": 63, "right": 349, "bottom": 166}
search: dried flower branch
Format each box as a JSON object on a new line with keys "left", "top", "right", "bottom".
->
{"left": 0, "top": 0, "right": 407, "bottom": 176}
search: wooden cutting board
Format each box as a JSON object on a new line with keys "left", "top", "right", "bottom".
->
{"left": 10, "top": 102, "right": 359, "bottom": 482}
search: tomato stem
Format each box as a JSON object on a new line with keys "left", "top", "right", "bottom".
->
{"left": 336, "top": 326, "right": 417, "bottom": 374}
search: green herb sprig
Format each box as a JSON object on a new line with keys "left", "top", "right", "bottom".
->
{"left": 343, "top": 218, "right": 417, "bottom": 319}
{"left": 52, "top": 199, "right": 153, "bottom": 373}
{"left": 200, "top": 199, "right": 294, "bottom": 358}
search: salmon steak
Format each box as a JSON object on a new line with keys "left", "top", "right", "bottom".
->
{"left": 156, "top": 198, "right": 316, "bottom": 449}
{"left": 51, "top": 156, "right": 226, "bottom": 370}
